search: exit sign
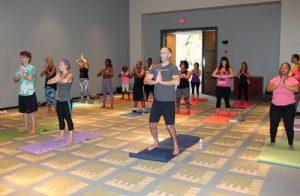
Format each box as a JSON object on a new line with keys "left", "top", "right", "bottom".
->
{"left": 178, "top": 18, "right": 185, "bottom": 24}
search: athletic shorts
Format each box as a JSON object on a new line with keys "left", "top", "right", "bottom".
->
{"left": 122, "top": 84, "right": 129, "bottom": 92}
{"left": 19, "top": 92, "right": 38, "bottom": 113}
{"left": 149, "top": 99, "right": 175, "bottom": 125}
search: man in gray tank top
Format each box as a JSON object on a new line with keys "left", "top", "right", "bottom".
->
{"left": 144, "top": 47, "right": 180, "bottom": 155}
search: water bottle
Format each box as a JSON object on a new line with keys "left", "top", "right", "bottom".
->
{"left": 237, "top": 112, "right": 241, "bottom": 123}
{"left": 198, "top": 137, "right": 203, "bottom": 150}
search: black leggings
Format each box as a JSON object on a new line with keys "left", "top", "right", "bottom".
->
{"left": 216, "top": 86, "right": 231, "bottom": 108}
{"left": 56, "top": 100, "right": 74, "bottom": 131}
{"left": 270, "top": 103, "right": 295, "bottom": 145}
{"left": 191, "top": 82, "right": 200, "bottom": 95}
{"left": 238, "top": 82, "right": 248, "bottom": 101}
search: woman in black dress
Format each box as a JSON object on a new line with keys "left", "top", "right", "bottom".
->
{"left": 237, "top": 62, "right": 250, "bottom": 102}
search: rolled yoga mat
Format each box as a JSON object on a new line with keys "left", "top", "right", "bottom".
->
{"left": 129, "top": 134, "right": 200, "bottom": 162}
{"left": 121, "top": 108, "right": 151, "bottom": 117}
{"left": 20, "top": 131, "right": 102, "bottom": 155}
{"left": 257, "top": 138, "right": 300, "bottom": 169}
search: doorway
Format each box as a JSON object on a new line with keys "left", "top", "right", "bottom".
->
{"left": 161, "top": 28, "right": 217, "bottom": 95}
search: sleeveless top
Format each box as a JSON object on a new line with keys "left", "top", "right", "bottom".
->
{"left": 133, "top": 71, "right": 144, "bottom": 88}
{"left": 45, "top": 65, "right": 57, "bottom": 90}
{"left": 79, "top": 67, "right": 89, "bottom": 79}
{"left": 216, "top": 67, "right": 231, "bottom": 87}
{"left": 57, "top": 82, "right": 72, "bottom": 102}
{"left": 239, "top": 72, "right": 248, "bottom": 85}
{"left": 191, "top": 71, "right": 200, "bottom": 83}
{"left": 178, "top": 70, "right": 190, "bottom": 89}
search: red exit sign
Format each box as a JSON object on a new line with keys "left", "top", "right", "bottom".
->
{"left": 178, "top": 18, "right": 185, "bottom": 24}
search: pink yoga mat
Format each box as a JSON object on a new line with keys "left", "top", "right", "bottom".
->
{"left": 180, "top": 98, "right": 208, "bottom": 106}
{"left": 201, "top": 111, "right": 238, "bottom": 124}
{"left": 231, "top": 101, "right": 253, "bottom": 109}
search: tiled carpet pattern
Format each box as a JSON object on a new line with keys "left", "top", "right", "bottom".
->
{"left": 0, "top": 96, "right": 295, "bottom": 195}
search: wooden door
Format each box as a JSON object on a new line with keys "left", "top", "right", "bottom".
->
{"left": 165, "top": 33, "right": 176, "bottom": 65}
{"left": 202, "top": 30, "right": 217, "bottom": 95}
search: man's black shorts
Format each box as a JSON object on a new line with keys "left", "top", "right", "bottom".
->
{"left": 149, "top": 99, "right": 175, "bottom": 125}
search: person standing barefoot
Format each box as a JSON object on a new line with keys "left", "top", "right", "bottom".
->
{"left": 47, "top": 59, "right": 74, "bottom": 144}
{"left": 176, "top": 60, "right": 192, "bottom": 114}
{"left": 119, "top": 65, "right": 130, "bottom": 100}
{"left": 212, "top": 57, "right": 234, "bottom": 116}
{"left": 144, "top": 47, "right": 180, "bottom": 155}
{"left": 97, "top": 59, "right": 114, "bottom": 108}
{"left": 75, "top": 54, "right": 90, "bottom": 103}
{"left": 266, "top": 62, "right": 298, "bottom": 151}
{"left": 191, "top": 62, "right": 201, "bottom": 100}
{"left": 40, "top": 56, "right": 57, "bottom": 113}
{"left": 13, "top": 51, "right": 38, "bottom": 135}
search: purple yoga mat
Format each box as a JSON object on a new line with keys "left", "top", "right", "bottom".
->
{"left": 20, "top": 131, "right": 102, "bottom": 155}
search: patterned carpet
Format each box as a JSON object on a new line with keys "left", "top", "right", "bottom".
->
{"left": 0, "top": 95, "right": 300, "bottom": 196}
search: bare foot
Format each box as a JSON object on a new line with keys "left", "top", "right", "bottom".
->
{"left": 173, "top": 147, "right": 180, "bottom": 155}
{"left": 28, "top": 130, "right": 37, "bottom": 135}
{"left": 18, "top": 127, "right": 27, "bottom": 132}
{"left": 55, "top": 136, "right": 64, "bottom": 141}
{"left": 267, "top": 143, "right": 275, "bottom": 147}
{"left": 148, "top": 143, "right": 159, "bottom": 151}
{"left": 187, "top": 109, "right": 190, "bottom": 115}
{"left": 67, "top": 138, "right": 73, "bottom": 144}
{"left": 289, "top": 145, "right": 294, "bottom": 151}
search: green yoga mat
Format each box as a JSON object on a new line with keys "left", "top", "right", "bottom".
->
{"left": 0, "top": 123, "right": 58, "bottom": 142}
{"left": 258, "top": 138, "right": 300, "bottom": 169}
{"left": 36, "top": 123, "right": 58, "bottom": 132}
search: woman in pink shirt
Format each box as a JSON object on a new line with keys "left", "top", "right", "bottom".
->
{"left": 212, "top": 56, "right": 234, "bottom": 115}
{"left": 119, "top": 65, "right": 130, "bottom": 100}
{"left": 266, "top": 62, "right": 299, "bottom": 150}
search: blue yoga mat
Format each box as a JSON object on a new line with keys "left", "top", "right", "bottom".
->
{"left": 129, "top": 134, "right": 200, "bottom": 162}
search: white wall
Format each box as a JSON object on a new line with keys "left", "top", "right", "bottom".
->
{"left": 142, "top": 3, "right": 281, "bottom": 86}
{"left": 280, "top": 0, "right": 300, "bottom": 62}
{"left": 0, "top": 0, "right": 129, "bottom": 108}
{"left": 129, "top": 0, "right": 280, "bottom": 67}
